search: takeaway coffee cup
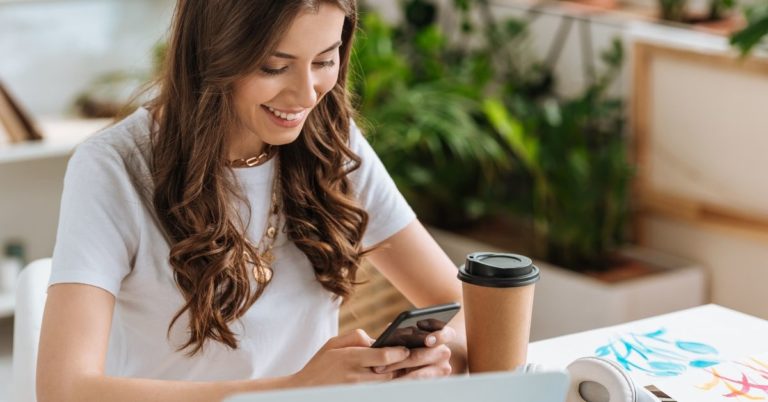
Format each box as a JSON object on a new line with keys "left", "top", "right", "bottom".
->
{"left": 457, "top": 252, "right": 540, "bottom": 373}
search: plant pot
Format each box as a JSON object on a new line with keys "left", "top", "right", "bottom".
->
{"left": 428, "top": 227, "right": 707, "bottom": 341}
{"left": 659, "top": 0, "right": 687, "bottom": 22}
{"left": 530, "top": 247, "right": 706, "bottom": 340}
{"left": 562, "top": 0, "right": 619, "bottom": 9}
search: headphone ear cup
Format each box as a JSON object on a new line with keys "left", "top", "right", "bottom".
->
{"left": 565, "top": 357, "right": 636, "bottom": 402}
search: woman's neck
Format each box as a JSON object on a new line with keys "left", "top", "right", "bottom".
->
{"left": 228, "top": 129, "right": 268, "bottom": 162}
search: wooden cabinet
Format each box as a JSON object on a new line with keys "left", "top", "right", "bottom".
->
{"left": 631, "top": 36, "right": 768, "bottom": 319}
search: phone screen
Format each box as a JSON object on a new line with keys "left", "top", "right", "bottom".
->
{"left": 371, "top": 302, "right": 460, "bottom": 348}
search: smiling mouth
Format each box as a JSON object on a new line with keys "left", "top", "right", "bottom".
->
{"left": 263, "top": 105, "right": 306, "bottom": 121}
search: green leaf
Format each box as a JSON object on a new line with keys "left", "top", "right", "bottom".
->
{"left": 731, "top": 14, "right": 768, "bottom": 56}
{"left": 482, "top": 98, "right": 537, "bottom": 171}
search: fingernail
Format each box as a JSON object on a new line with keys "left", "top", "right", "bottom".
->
{"left": 426, "top": 335, "right": 437, "bottom": 346}
{"left": 402, "top": 347, "right": 410, "bottom": 356}
{"left": 374, "top": 366, "right": 385, "bottom": 373}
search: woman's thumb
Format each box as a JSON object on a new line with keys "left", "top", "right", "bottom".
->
{"left": 324, "top": 329, "right": 375, "bottom": 350}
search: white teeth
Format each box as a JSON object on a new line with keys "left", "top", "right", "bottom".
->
{"left": 266, "top": 106, "right": 301, "bottom": 121}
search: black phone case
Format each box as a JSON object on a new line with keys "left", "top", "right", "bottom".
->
{"left": 371, "top": 302, "right": 461, "bottom": 348}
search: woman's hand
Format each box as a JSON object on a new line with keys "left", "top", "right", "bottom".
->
{"left": 289, "top": 329, "right": 411, "bottom": 387}
{"left": 372, "top": 325, "right": 456, "bottom": 379}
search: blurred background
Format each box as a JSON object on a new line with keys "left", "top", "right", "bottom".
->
{"left": 1, "top": 0, "right": 767, "bottom": 400}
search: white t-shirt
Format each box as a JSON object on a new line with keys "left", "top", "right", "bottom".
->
{"left": 50, "top": 107, "right": 415, "bottom": 381}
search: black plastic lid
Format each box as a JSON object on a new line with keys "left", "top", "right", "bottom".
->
{"left": 457, "top": 252, "right": 540, "bottom": 288}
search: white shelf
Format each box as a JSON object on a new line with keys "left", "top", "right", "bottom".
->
{"left": 0, "top": 291, "right": 13, "bottom": 319}
{"left": 0, "top": 118, "right": 111, "bottom": 165}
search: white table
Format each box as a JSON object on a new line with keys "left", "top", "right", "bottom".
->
{"left": 528, "top": 304, "right": 768, "bottom": 401}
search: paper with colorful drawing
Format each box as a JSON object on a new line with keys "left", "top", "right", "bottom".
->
{"left": 654, "top": 352, "right": 768, "bottom": 401}
{"left": 528, "top": 304, "right": 768, "bottom": 401}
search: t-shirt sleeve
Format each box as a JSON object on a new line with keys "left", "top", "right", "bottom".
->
{"left": 49, "top": 139, "right": 140, "bottom": 296}
{"left": 348, "top": 120, "right": 417, "bottom": 249}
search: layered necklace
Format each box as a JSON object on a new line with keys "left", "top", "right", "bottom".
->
{"left": 228, "top": 146, "right": 281, "bottom": 283}
{"left": 228, "top": 145, "right": 276, "bottom": 168}
{"left": 252, "top": 165, "right": 280, "bottom": 284}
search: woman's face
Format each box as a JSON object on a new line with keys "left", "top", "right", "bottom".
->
{"left": 231, "top": 3, "right": 346, "bottom": 154}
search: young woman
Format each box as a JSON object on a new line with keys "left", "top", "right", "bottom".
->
{"left": 36, "top": 1, "right": 467, "bottom": 401}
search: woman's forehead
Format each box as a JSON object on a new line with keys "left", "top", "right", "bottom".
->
{"left": 269, "top": 3, "right": 346, "bottom": 59}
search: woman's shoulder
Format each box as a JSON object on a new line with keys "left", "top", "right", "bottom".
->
{"left": 73, "top": 107, "right": 153, "bottom": 171}
{"left": 347, "top": 117, "right": 369, "bottom": 152}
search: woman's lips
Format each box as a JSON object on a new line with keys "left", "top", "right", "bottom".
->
{"left": 261, "top": 105, "right": 306, "bottom": 128}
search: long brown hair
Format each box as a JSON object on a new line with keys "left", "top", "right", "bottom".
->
{"left": 148, "top": 0, "right": 365, "bottom": 356}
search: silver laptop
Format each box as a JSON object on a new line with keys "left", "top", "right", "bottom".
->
{"left": 225, "top": 371, "right": 568, "bottom": 402}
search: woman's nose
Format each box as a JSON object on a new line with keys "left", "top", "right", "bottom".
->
{"left": 291, "top": 69, "right": 320, "bottom": 108}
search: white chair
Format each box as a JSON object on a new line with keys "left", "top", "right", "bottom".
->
{"left": 12, "top": 258, "right": 51, "bottom": 402}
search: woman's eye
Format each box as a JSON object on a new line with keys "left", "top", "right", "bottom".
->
{"left": 260, "top": 66, "right": 288, "bottom": 76}
{"left": 314, "top": 60, "right": 336, "bottom": 69}
{"left": 259, "top": 60, "right": 335, "bottom": 76}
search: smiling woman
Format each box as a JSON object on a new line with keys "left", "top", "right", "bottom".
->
{"left": 34, "top": 1, "right": 467, "bottom": 402}
{"left": 230, "top": 9, "right": 344, "bottom": 155}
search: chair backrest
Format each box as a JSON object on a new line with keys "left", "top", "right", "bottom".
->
{"left": 12, "top": 258, "right": 52, "bottom": 402}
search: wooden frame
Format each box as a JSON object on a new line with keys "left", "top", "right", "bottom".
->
{"left": 0, "top": 81, "right": 43, "bottom": 143}
{"left": 632, "top": 41, "right": 768, "bottom": 243}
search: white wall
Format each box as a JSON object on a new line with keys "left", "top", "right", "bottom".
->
{"left": 0, "top": 0, "right": 174, "bottom": 117}
{"left": 0, "top": 157, "right": 67, "bottom": 261}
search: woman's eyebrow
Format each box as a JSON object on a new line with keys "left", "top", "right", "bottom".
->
{"left": 272, "top": 40, "right": 342, "bottom": 60}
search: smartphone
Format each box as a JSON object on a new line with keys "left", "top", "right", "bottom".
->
{"left": 371, "top": 302, "right": 461, "bottom": 348}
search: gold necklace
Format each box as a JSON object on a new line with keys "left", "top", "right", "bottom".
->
{"left": 252, "top": 162, "right": 280, "bottom": 283}
{"left": 229, "top": 145, "right": 275, "bottom": 168}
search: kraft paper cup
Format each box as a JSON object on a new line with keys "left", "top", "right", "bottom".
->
{"left": 457, "top": 252, "right": 540, "bottom": 373}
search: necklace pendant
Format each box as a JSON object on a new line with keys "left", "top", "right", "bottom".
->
{"left": 266, "top": 226, "right": 277, "bottom": 239}
{"left": 253, "top": 250, "right": 275, "bottom": 283}
{"left": 253, "top": 260, "right": 273, "bottom": 283}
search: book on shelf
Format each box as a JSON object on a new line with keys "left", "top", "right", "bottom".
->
{"left": 0, "top": 80, "right": 43, "bottom": 144}
{"left": 0, "top": 114, "right": 9, "bottom": 146}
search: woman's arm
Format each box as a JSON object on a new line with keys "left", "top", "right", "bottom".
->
{"left": 365, "top": 219, "right": 468, "bottom": 375}
{"left": 37, "top": 284, "right": 408, "bottom": 402}
{"left": 36, "top": 284, "right": 291, "bottom": 402}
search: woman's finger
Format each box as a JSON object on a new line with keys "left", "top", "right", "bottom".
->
{"left": 395, "top": 362, "right": 453, "bottom": 380}
{"left": 356, "top": 346, "right": 411, "bottom": 368}
{"left": 424, "top": 325, "right": 456, "bottom": 347}
{"left": 352, "top": 369, "right": 398, "bottom": 383}
{"left": 376, "top": 345, "right": 451, "bottom": 373}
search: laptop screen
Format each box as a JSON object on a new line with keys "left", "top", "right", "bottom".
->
{"left": 225, "top": 371, "right": 568, "bottom": 402}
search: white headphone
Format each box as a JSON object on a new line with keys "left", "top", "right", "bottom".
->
{"left": 565, "top": 357, "right": 658, "bottom": 402}
{"left": 521, "top": 357, "right": 658, "bottom": 402}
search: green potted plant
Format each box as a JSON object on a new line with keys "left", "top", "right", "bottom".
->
{"left": 354, "top": 0, "right": 634, "bottom": 270}
{"left": 354, "top": 0, "right": 704, "bottom": 339}
{"left": 350, "top": 2, "right": 515, "bottom": 228}
{"left": 483, "top": 39, "right": 633, "bottom": 272}
{"left": 659, "top": 0, "right": 688, "bottom": 22}
{"left": 658, "top": 0, "right": 738, "bottom": 25}
{"left": 707, "top": 0, "right": 737, "bottom": 21}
